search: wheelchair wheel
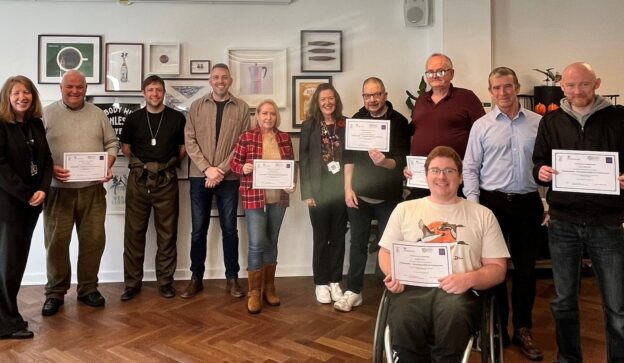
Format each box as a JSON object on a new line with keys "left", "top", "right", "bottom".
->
{"left": 480, "top": 293, "right": 504, "bottom": 363}
{"left": 373, "top": 290, "right": 391, "bottom": 363}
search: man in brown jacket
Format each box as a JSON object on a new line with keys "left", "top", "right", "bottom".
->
{"left": 182, "top": 63, "right": 250, "bottom": 298}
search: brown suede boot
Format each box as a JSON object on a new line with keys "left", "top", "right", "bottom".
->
{"left": 262, "top": 264, "right": 280, "bottom": 306}
{"left": 247, "top": 269, "right": 263, "bottom": 314}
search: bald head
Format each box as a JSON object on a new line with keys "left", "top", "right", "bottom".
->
{"left": 561, "top": 62, "right": 601, "bottom": 110}
{"left": 61, "top": 70, "right": 87, "bottom": 109}
{"left": 562, "top": 62, "right": 596, "bottom": 82}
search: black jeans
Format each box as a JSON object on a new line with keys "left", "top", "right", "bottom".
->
{"left": 479, "top": 189, "right": 543, "bottom": 332}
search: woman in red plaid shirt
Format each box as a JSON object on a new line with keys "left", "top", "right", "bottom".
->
{"left": 231, "top": 99, "right": 295, "bottom": 314}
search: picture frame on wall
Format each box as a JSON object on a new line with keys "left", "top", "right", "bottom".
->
{"left": 87, "top": 95, "right": 144, "bottom": 156}
{"left": 162, "top": 78, "right": 211, "bottom": 116}
{"left": 105, "top": 157, "right": 129, "bottom": 214}
{"left": 190, "top": 60, "right": 211, "bottom": 74}
{"left": 300, "top": 30, "right": 342, "bottom": 73}
{"left": 105, "top": 43, "right": 143, "bottom": 92}
{"left": 291, "top": 75, "right": 332, "bottom": 128}
{"left": 38, "top": 34, "right": 102, "bottom": 84}
{"left": 228, "top": 48, "right": 287, "bottom": 107}
{"left": 149, "top": 43, "right": 180, "bottom": 75}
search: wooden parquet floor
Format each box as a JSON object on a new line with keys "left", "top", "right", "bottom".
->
{"left": 2, "top": 275, "right": 607, "bottom": 362}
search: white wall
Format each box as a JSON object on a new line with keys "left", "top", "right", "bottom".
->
{"left": 0, "top": 0, "right": 452, "bottom": 284}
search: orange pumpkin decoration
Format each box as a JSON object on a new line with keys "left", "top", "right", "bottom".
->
{"left": 534, "top": 103, "right": 546, "bottom": 115}
{"left": 547, "top": 103, "right": 559, "bottom": 112}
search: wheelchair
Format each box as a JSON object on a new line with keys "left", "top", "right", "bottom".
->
{"left": 372, "top": 288, "right": 504, "bottom": 362}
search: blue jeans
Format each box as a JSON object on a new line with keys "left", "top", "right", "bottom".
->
{"left": 548, "top": 219, "right": 624, "bottom": 363}
{"left": 189, "top": 178, "right": 240, "bottom": 279}
{"left": 345, "top": 198, "right": 399, "bottom": 293}
{"left": 245, "top": 204, "right": 286, "bottom": 271}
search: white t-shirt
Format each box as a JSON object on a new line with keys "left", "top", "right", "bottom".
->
{"left": 379, "top": 197, "right": 510, "bottom": 274}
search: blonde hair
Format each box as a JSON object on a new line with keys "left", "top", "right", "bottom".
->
{"left": 0, "top": 75, "right": 43, "bottom": 123}
{"left": 255, "top": 99, "right": 281, "bottom": 128}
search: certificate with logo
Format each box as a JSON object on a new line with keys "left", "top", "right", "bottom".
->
{"left": 391, "top": 241, "right": 454, "bottom": 287}
{"left": 63, "top": 152, "right": 108, "bottom": 182}
{"left": 552, "top": 149, "right": 620, "bottom": 195}
{"left": 406, "top": 156, "right": 428, "bottom": 189}
{"left": 252, "top": 159, "right": 295, "bottom": 189}
{"left": 344, "top": 118, "right": 390, "bottom": 152}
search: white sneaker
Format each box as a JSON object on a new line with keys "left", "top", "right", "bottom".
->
{"left": 333, "top": 291, "right": 362, "bottom": 312}
{"left": 329, "top": 282, "right": 344, "bottom": 301}
{"left": 315, "top": 285, "right": 331, "bottom": 304}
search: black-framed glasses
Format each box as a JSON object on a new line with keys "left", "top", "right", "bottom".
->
{"left": 424, "top": 69, "right": 452, "bottom": 78}
{"left": 362, "top": 92, "right": 386, "bottom": 100}
{"left": 428, "top": 167, "right": 458, "bottom": 176}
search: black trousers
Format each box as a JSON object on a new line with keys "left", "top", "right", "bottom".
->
{"left": 0, "top": 211, "right": 39, "bottom": 336}
{"left": 479, "top": 189, "right": 543, "bottom": 332}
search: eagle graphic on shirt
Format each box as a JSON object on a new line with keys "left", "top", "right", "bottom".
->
{"left": 417, "top": 219, "right": 468, "bottom": 245}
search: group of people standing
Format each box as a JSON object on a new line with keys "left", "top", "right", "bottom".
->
{"left": 0, "top": 53, "right": 622, "bottom": 363}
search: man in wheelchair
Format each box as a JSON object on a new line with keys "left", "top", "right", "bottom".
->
{"left": 378, "top": 146, "right": 510, "bottom": 362}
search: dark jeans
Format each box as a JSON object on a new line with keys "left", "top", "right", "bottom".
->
{"left": 548, "top": 219, "right": 624, "bottom": 363}
{"left": 479, "top": 190, "right": 543, "bottom": 333}
{"left": 388, "top": 286, "right": 481, "bottom": 362}
{"left": 245, "top": 204, "right": 286, "bottom": 271}
{"left": 309, "top": 193, "right": 347, "bottom": 285}
{"left": 189, "top": 178, "right": 240, "bottom": 279}
{"left": 345, "top": 197, "right": 398, "bottom": 293}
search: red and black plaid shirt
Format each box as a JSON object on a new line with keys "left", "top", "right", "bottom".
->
{"left": 230, "top": 127, "right": 294, "bottom": 209}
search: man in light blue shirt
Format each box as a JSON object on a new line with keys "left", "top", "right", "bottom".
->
{"left": 463, "top": 67, "right": 544, "bottom": 361}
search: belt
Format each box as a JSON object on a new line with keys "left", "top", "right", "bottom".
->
{"left": 480, "top": 189, "right": 539, "bottom": 203}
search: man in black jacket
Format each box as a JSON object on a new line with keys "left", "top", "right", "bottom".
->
{"left": 532, "top": 62, "right": 624, "bottom": 363}
{"left": 334, "top": 77, "right": 410, "bottom": 312}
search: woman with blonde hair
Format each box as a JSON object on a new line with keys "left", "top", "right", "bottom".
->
{"left": 0, "top": 75, "right": 53, "bottom": 339}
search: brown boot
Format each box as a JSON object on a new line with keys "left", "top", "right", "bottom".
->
{"left": 262, "top": 264, "right": 280, "bottom": 306}
{"left": 180, "top": 278, "right": 203, "bottom": 299}
{"left": 247, "top": 269, "right": 263, "bottom": 314}
{"left": 226, "top": 277, "right": 245, "bottom": 298}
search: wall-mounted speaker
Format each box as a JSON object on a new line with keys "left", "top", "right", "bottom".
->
{"left": 404, "top": 0, "right": 429, "bottom": 27}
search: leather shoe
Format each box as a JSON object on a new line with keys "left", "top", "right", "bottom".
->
{"left": 120, "top": 287, "right": 141, "bottom": 301}
{"left": 513, "top": 327, "right": 544, "bottom": 361}
{"left": 1, "top": 328, "right": 34, "bottom": 340}
{"left": 180, "top": 278, "right": 203, "bottom": 299}
{"left": 159, "top": 284, "right": 176, "bottom": 298}
{"left": 42, "top": 297, "right": 64, "bottom": 316}
{"left": 226, "top": 277, "right": 245, "bottom": 298}
{"left": 78, "top": 291, "right": 106, "bottom": 307}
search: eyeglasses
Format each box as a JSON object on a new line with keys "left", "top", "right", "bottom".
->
{"left": 428, "top": 167, "right": 458, "bottom": 176}
{"left": 425, "top": 69, "right": 452, "bottom": 78}
{"left": 362, "top": 92, "right": 386, "bottom": 100}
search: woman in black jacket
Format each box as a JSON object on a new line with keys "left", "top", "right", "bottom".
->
{"left": 299, "top": 84, "right": 348, "bottom": 304}
{"left": 0, "top": 75, "right": 52, "bottom": 339}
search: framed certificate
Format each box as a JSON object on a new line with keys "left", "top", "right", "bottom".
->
{"left": 406, "top": 156, "right": 428, "bottom": 189}
{"left": 252, "top": 159, "right": 295, "bottom": 189}
{"left": 552, "top": 149, "right": 620, "bottom": 195}
{"left": 344, "top": 118, "right": 390, "bottom": 152}
{"left": 63, "top": 152, "right": 108, "bottom": 182}
{"left": 391, "top": 241, "right": 454, "bottom": 287}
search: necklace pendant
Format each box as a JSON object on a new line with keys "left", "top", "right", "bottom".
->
{"left": 151, "top": 138, "right": 156, "bottom": 146}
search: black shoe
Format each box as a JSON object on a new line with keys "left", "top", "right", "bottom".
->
{"left": 42, "top": 297, "right": 64, "bottom": 316}
{"left": 120, "top": 287, "right": 141, "bottom": 301}
{"left": 78, "top": 291, "right": 106, "bottom": 307}
{"left": 513, "top": 327, "right": 544, "bottom": 361}
{"left": 1, "top": 328, "right": 34, "bottom": 340}
{"left": 159, "top": 284, "right": 176, "bottom": 298}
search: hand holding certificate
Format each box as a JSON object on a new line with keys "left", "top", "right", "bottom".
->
{"left": 63, "top": 152, "right": 108, "bottom": 182}
{"left": 552, "top": 149, "right": 620, "bottom": 195}
{"left": 345, "top": 118, "right": 390, "bottom": 152}
{"left": 391, "top": 241, "right": 454, "bottom": 287}
{"left": 252, "top": 159, "right": 295, "bottom": 190}
{"left": 406, "top": 156, "right": 428, "bottom": 189}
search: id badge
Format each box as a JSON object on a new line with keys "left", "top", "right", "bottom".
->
{"left": 30, "top": 162, "right": 38, "bottom": 176}
{"left": 327, "top": 161, "right": 340, "bottom": 174}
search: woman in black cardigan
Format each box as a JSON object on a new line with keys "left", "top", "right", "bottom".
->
{"left": 0, "top": 75, "right": 52, "bottom": 339}
{"left": 299, "top": 83, "right": 348, "bottom": 304}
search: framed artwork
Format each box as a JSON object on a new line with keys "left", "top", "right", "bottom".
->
{"left": 162, "top": 78, "right": 211, "bottom": 116}
{"left": 149, "top": 43, "right": 180, "bottom": 75}
{"left": 291, "top": 75, "right": 332, "bottom": 128}
{"left": 190, "top": 60, "right": 211, "bottom": 74}
{"left": 105, "top": 157, "right": 129, "bottom": 214}
{"left": 38, "top": 34, "right": 102, "bottom": 84}
{"left": 300, "top": 30, "right": 343, "bottom": 72}
{"left": 87, "top": 95, "right": 144, "bottom": 156}
{"left": 105, "top": 43, "right": 143, "bottom": 92}
{"left": 228, "top": 48, "right": 287, "bottom": 107}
